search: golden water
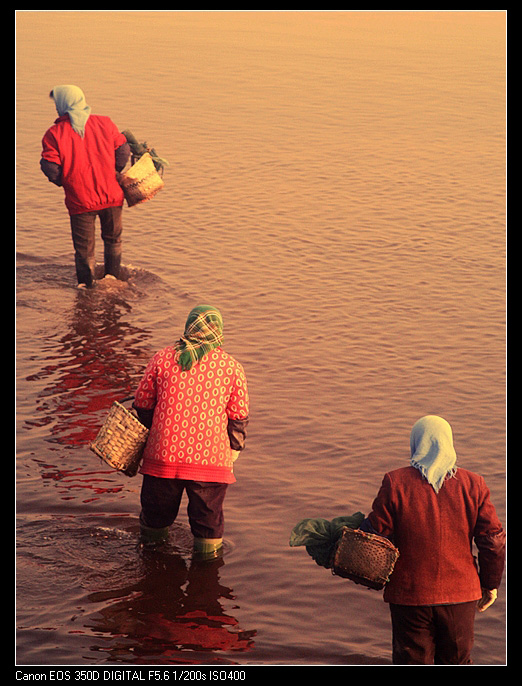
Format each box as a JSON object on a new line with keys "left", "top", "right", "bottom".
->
{"left": 16, "top": 11, "right": 506, "bottom": 666}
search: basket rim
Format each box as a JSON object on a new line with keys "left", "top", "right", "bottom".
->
{"left": 339, "top": 526, "right": 399, "bottom": 551}
{"left": 110, "top": 399, "right": 148, "bottom": 425}
{"left": 89, "top": 401, "right": 149, "bottom": 447}
{"left": 120, "top": 152, "right": 156, "bottom": 179}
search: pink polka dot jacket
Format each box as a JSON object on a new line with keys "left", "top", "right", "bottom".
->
{"left": 134, "top": 347, "right": 249, "bottom": 484}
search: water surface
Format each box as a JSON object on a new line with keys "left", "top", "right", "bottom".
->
{"left": 16, "top": 10, "right": 506, "bottom": 666}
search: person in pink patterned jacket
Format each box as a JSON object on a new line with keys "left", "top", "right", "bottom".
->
{"left": 133, "top": 305, "right": 249, "bottom": 556}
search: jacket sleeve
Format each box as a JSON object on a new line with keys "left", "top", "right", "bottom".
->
{"left": 133, "top": 406, "right": 155, "bottom": 429}
{"left": 474, "top": 478, "right": 506, "bottom": 589}
{"left": 227, "top": 417, "right": 249, "bottom": 451}
{"left": 360, "top": 474, "right": 396, "bottom": 541}
{"left": 40, "top": 158, "right": 63, "bottom": 186}
{"left": 41, "top": 129, "right": 63, "bottom": 185}
{"left": 132, "top": 355, "right": 159, "bottom": 423}
{"left": 226, "top": 362, "right": 249, "bottom": 450}
{"left": 115, "top": 142, "right": 130, "bottom": 172}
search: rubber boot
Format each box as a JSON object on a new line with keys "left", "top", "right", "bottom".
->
{"left": 104, "top": 248, "right": 121, "bottom": 280}
{"left": 75, "top": 252, "right": 95, "bottom": 288}
{"left": 193, "top": 537, "right": 223, "bottom": 560}
{"left": 139, "top": 521, "right": 169, "bottom": 546}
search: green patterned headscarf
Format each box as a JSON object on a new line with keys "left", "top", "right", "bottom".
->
{"left": 175, "top": 305, "right": 224, "bottom": 371}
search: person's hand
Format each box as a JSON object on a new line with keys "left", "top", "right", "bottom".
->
{"left": 477, "top": 588, "right": 497, "bottom": 612}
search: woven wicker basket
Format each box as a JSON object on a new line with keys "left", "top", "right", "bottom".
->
{"left": 118, "top": 152, "right": 164, "bottom": 207}
{"left": 331, "top": 527, "right": 400, "bottom": 590}
{"left": 90, "top": 401, "right": 149, "bottom": 477}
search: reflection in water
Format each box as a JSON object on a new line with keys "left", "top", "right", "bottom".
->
{"left": 24, "top": 278, "right": 153, "bottom": 448}
{"left": 18, "top": 271, "right": 155, "bottom": 504}
{"left": 86, "top": 548, "right": 256, "bottom": 663}
{"left": 16, "top": 10, "right": 506, "bottom": 664}
{"left": 16, "top": 517, "right": 256, "bottom": 665}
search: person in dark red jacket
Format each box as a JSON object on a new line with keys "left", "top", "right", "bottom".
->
{"left": 40, "top": 85, "right": 130, "bottom": 288}
{"left": 360, "top": 415, "right": 506, "bottom": 665}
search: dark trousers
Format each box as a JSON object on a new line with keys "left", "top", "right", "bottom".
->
{"left": 140, "top": 474, "right": 229, "bottom": 539}
{"left": 70, "top": 206, "right": 123, "bottom": 286}
{"left": 389, "top": 601, "right": 476, "bottom": 665}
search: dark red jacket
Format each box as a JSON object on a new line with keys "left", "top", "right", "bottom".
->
{"left": 365, "top": 466, "right": 505, "bottom": 605}
{"left": 41, "top": 114, "right": 127, "bottom": 215}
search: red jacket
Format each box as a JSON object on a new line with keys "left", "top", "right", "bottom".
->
{"left": 365, "top": 466, "right": 505, "bottom": 605}
{"left": 41, "top": 114, "right": 127, "bottom": 215}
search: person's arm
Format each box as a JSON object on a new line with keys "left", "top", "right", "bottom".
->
{"left": 226, "top": 364, "right": 249, "bottom": 460}
{"left": 472, "top": 477, "right": 506, "bottom": 611}
{"left": 359, "top": 473, "right": 396, "bottom": 542}
{"left": 115, "top": 141, "right": 130, "bottom": 172}
{"left": 477, "top": 588, "right": 498, "bottom": 612}
{"left": 227, "top": 417, "right": 249, "bottom": 461}
{"left": 132, "top": 354, "right": 159, "bottom": 427}
{"left": 40, "top": 129, "right": 63, "bottom": 185}
{"left": 133, "top": 406, "right": 155, "bottom": 429}
{"left": 40, "top": 158, "right": 62, "bottom": 186}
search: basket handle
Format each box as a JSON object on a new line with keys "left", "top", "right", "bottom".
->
{"left": 120, "top": 396, "right": 154, "bottom": 429}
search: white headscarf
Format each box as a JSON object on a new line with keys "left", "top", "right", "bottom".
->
{"left": 410, "top": 415, "right": 457, "bottom": 493}
{"left": 52, "top": 85, "right": 91, "bottom": 138}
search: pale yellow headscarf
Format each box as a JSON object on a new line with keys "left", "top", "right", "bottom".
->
{"left": 410, "top": 415, "right": 457, "bottom": 493}
{"left": 52, "top": 85, "right": 91, "bottom": 138}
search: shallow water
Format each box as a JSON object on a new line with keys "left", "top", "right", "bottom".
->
{"left": 16, "top": 11, "right": 506, "bottom": 666}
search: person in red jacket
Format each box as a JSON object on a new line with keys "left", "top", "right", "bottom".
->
{"left": 360, "top": 415, "right": 506, "bottom": 665}
{"left": 40, "top": 85, "right": 130, "bottom": 288}
{"left": 133, "top": 305, "right": 249, "bottom": 557}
